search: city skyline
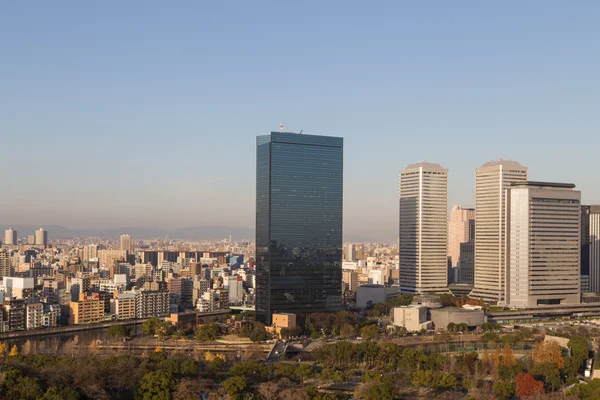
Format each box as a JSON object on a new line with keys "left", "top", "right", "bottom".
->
{"left": 2, "top": 2, "right": 600, "bottom": 242}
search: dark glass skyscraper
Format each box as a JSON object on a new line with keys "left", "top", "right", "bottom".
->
{"left": 256, "top": 131, "right": 343, "bottom": 325}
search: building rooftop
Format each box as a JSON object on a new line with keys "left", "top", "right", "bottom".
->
{"left": 479, "top": 160, "right": 527, "bottom": 169}
{"left": 511, "top": 181, "right": 576, "bottom": 189}
{"left": 402, "top": 162, "right": 447, "bottom": 172}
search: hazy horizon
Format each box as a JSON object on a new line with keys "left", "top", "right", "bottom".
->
{"left": 2, "top": 2, "right": 599, "bottom": 242}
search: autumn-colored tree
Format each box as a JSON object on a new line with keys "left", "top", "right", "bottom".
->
{"left": 489, "top": 345, "right": 502, "bottom": 370}
{"left": 500, "top": 344, "right": 516, "bottom": 367}
{"left": 515, "top": 372, "right": 545, "bottom": 398}
{"left": 532, "top": 340, "right": 565, "bottom": 369}
{"left": 0, "top": 342, "right": 7, "bottom": 357}
{"left": 8, "top": 344, "right": 19, "bottom": 357}
{"left": 155, "top": 345, "right": 163, "bottom": 353}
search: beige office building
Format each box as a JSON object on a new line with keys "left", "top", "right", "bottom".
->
{"left": 399, "top": 162, "right": 448, "bottom": 293}
{"left": 471, "top": 160, "right": 528, "bottom": 302}
{"left": 448, "top": 206, "right": 475, "bottom": 268}
{"left": 4, "top": 228, "right": 17, "bottom": 245}
{"left": 98, "top": 249, "right": 127, "bottom": 268}
{"left": 505, "top": 182, "right": 580, "bottom": 307}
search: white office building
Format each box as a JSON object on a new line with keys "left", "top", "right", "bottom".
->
{"left": 471, "top": 160, "right": 528, "bottom": 302}
{"left": 505, "top": 182, "right": 580, "bottom": 307}
{"left": 399, "top": 162, "right": 448, "bottom": 293}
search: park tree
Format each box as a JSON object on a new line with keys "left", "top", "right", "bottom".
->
{"left": 515, "top": 372, "right": 545, "bottom": 398}
{"left": 196, "top": 322, "right": 221, "bottom": 342}
{"left": 493, "top": 380, "right": 514, "bottom": 400}
{"left": 500, "top": 343, "right": 516, "bottom": 367}
{"left": 568, "top": 336, "right": 590, "bottom": 360}
{"left": 222, "top": 376, "right": 247, "bottom": 399}
{"left": 532, "top": 340, "right": 565, "bottom": 369}
{"left": 8, "top": 344, "right": 19, "bottom": 357}
{"left": 136, "top": 370, "right": 176, "bottom": 400}
{"left": 360, "top": 324, "right": 379, "bottom": 339}
{"left": 107, "top": 324, "right": 128, "bottom": 338}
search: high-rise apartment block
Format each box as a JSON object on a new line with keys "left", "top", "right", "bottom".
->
{"left": 0, "top": 250, "right": 11, "bottom": 278}
{"left": 35, "top": 228, "right": 48, "bottom": 247}
{"left": 399, "top": 162, "right": 448, "bottom": 293}
{"left": 471, "top": 160, "right": 528, "bottom": 302}
{"left": 505, "top": 182, "right": 581, "bottom": 307}
{"left": 590, "top": 205, "right": 600, "bottom": 293}
{"left": 256, "top": 132, "right": 343, "bottom": 325}
{"left": 120, "top": 234, "right": 132, "bottom": 252}
{"left": 83, "top": 244, "right": 99, "bottom": 262}
{"left": 4, "top": 228, "right": 17, "bottom": 245}
{"left": 448, "top": 206, "right": 475, "bottom": 268}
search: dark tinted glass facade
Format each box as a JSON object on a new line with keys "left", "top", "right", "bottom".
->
{"left": 256, "top": 132, "right": 343, "bottom": 325}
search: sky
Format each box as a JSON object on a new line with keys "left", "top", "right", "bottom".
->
{"left": 1, "top": 1, "right": 599, "bottom": 242}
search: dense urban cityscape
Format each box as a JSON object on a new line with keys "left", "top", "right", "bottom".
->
{"left": 0, "top": 130, "right": 599, "bottom": 400}
{"left": 3, "top": 2, "right": 600, "bottom": 400}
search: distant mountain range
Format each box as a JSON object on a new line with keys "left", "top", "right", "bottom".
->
{"left": 0, "top": 224, "right": 255, "bottom": 241}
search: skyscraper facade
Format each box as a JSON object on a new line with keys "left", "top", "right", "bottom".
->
{"left": 581, "top": 205, "right": 591, "bottom": 293}
{"left": 448, "top": 205, "right": 475, "bottom": 268}
{"left": 35, "top": 228, "right": 47, "bottom": 247}
{"left": 4, "top": 228, "right": 17, "bottom": 245}
{"left": 471, "top": 160, "right": 528, "bottom": 302}
{"left": 505, "top": 182, "right": 580, "bottom": 307}
{"left": 255, "top": 132, "right": 343, "bottom": 325}
{"left": 590, "top": 205, "right": 600, "bottom": 293}
{"left": 120, "top": 234, "right": 132, "bottom": 252}
{"left": 399, "top": 162, "right": 448, "bottom": 293}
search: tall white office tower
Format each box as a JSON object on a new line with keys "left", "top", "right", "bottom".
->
{"left": 4, "top": 228, "right": 17, "bottom": 245}
{"left": 120, "top": 234, "right": 132, "bottom": 252}
{"left": 399, "top": 162, "right": 448, "bottom": 293}
{"left": 590, "top": 206, "right": 600, "bottom": 292}
{"left": 505, "top": 182, "right": 580, "bottom": 307}
{"left": 35, "top": 228, "right": 48, "bottom": 247}
{"left": 470, "top": 160, "right": 528, "bottom": 302}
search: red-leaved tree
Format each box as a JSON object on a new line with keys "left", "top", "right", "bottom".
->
{"left": 515, "top": 372, "right": 544, "bottom": 397}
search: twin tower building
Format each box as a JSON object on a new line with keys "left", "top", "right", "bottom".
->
{"left": 255, "top": 131, "right": 581, "bottom": 324}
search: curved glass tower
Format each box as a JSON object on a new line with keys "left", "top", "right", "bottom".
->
{"left": 256, "top": 132, "right": 343, "bottom": 325}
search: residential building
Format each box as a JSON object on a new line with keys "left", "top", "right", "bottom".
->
{"left": 98, "top": 249, "right": 127, "bottom": 269}
{"left": 255, "top": 132, "right": 343, "bottom": 325}
{"left": 3, "top": 277, "right": 34, "bottom": 300}
{"left": 43, "top": 304, "right": 61, "bottom": 327}
{"left": 135, "top": 289, "right": 169, "bottom": 318}
{"left": 83, "top": 245, "right": 99, "bottom": 262}
{"left": 399, "top": 162, "right": 449, "bottom": 293}
{"left": 192, "top": 279, "right": 210, "bottom": 307}
{"left": 471, "top": 160, "right": 528, "bottom": 302}
{"left": 26, "top": 303, "right": 44, "bottom": 330}
{"left": 505, "top": 182, "right": 581, "bottom": 307}
{"left": 3, "top": 299, "right": 26, "bottom": 331}
{"left": 70, "top": 293, "right": 104, "bottom": 324}
{"left": 342, "top": 270, "right": 359, "bottom": 292}
{"left": 112, "top": 291, "right": 136, "bottom": 320}
{"left": 0, "top": 250, "right": 11, "bottom": 278}
{"left": 224, "top": 275, "right": 243, "bottom": 304}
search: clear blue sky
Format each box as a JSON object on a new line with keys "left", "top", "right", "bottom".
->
{"left": 1, "top": 1, "right": 599, "bottom": 241}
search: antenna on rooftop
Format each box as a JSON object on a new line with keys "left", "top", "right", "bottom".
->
{"left": 280, "top": 123, "right": 283, "bottom": 132}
